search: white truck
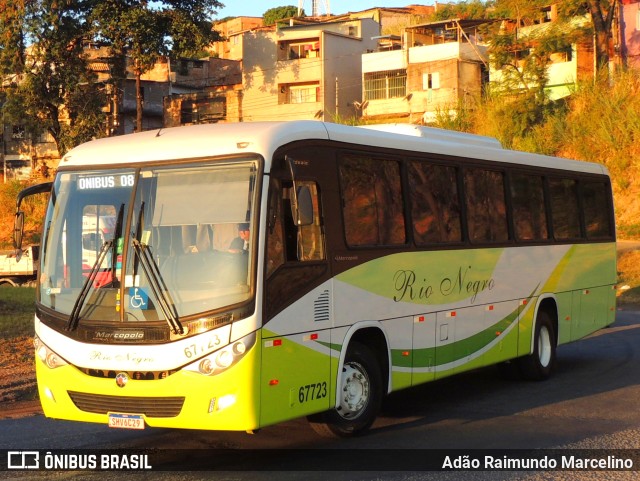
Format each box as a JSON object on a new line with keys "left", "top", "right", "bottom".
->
{"left": 0, "top": 245, "right": 39, "bottom": 287}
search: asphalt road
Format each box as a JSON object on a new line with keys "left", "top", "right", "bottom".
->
{"left": 3, "top": 306, "right": 640, "bottom": 480}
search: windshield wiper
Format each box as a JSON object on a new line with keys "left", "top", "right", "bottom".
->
{"left": 109, "top": 204, "right": 125, "bottom": 287}
{"left": 131, "top": 239, "right": 184, "bottom": 335}
{"left": 67, "top": 240, "right": 112, "bottom": 331}
{"left": 67, "top": 203, "right": 124, "bottom": 331}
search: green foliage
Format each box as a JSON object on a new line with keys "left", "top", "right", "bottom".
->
{"left": 91, "top": 0, "right": 223, "bottom": 132}
{"left": 2, "top": 0, "right": 107, "bottom": 157}
{"left": 0, "top": 287, "right": 36, "bottom": 338}
{"left": 0, "top": 2, "right": 26, "bottom": 76}
{"left": 561, "top": 69, "right": 640, "bottom": 186}
{"left": 433, "top": 98, "right": 474, "bottom": 133}
{"left": 0, "top": 181, "right": 48, "bottom": 249}
{"left": 263, "top": 6, "right": 303, "bottom": 26}
{"left": 431, "top": 1, "right": 488, "bottom": 21}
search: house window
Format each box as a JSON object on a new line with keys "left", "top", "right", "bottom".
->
{"left": 280, "top": 83, "right": 320, "bottom": 104}
{"left": 423, "top": 72, "right": 440, "bottom": 90}
{"left": 364, "top": 69, "right": 407, "bottom": 100}
{"left": 11, "top": 126, "right": 26, "bottom": 140}
{"left": 279, "top": 39, "right": 320, "bottom": 60}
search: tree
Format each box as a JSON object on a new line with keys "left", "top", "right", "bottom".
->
{"left": 490, "top": 22, "right": 579, "bottom": 101}
{"left": 556, "top": 0, "right": 616, "bottom": 73}
{"left": 91, "top": 0, "right": 223, "bottom": 133}
{"left": 0, "top": 1, "right": 27, "bottom": 78}
{"left": 2, "top": 0, "right": 107, "bottom": 158}
{"left": 263, "top": 6, "right": 303, "bottom": 26}
{"left": 431, "top": 0, "right": 488, "bottom": 21}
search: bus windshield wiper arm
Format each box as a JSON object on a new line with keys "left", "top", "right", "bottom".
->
{"left": 131, "top": 239, "right": 184, "bottom": 335}
{"left": 109, "top": 204, "right": 125, "bottom": 287}
{"left": 67, "top": 240, "right": 112, "bottom": 331}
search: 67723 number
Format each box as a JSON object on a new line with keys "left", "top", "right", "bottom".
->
{"left": 298, "top": 382, "right": 327, "bottom": 403}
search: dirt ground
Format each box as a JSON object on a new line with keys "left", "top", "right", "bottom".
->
{"left": 0, "top": 335, "right": 41, "bottom": 419}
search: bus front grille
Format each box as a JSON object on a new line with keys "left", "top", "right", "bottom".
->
{"left": 68, "top": 391, "right": 185, "bottom": 418}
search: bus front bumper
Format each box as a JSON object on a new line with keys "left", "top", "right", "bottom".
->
{"left": 35, "top": 344, "right": 261, "bottom": 432}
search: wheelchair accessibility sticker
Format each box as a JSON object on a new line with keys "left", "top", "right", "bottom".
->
{"left": 129, "top": 287, "right": 149, "bottom": 310}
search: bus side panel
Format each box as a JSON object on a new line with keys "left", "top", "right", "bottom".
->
{"left": 517, "top": 298, "right": 537, "bottom": 356}
{"left": 383, "top": 317, "right": 413, "bottom": 390}
{"left": 411, "top": 312, "right": 436, "bottom": 386}
{"left": 555, "top": 292, "right": 574, "bottom": 345}
{"left": 434, "top": 301, "right": 520, "bottom": 380}
{"left": 259, "top": 328, "right": 332, "bottom": 427}
{"left": 572, "top": 286, "right": 611, "bottom": 341}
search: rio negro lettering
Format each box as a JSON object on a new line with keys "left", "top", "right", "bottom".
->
{"left": 393, "top": 266, "right": 495, "bottom": 304}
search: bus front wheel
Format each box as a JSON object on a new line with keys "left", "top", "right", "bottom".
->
{"left": 308, "top": 342, "right": 382, "bottom": 437}
{"left": 518, "top": 310, "right": 557, "bottom": 381}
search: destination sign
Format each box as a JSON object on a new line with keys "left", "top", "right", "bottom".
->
{"left": 78, "top": 174, "right": 135, "bottom": 190}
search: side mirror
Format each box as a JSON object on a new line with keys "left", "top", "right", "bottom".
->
{"left": 13, "top": 181, "right": 53, "bottom": 252}
{"left": 13, "top": 211, "right": 24, "bottom": 251}
{"left": 294, "top": 185, "right": 314, "bottom": 226}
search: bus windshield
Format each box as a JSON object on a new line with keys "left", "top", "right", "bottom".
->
{"left": 39, "top": 160, "right": 259, "bottom": 325}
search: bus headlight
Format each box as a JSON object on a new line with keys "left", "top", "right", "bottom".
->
{"left": 34, "top": 335, "right": 69, "bottom": 369}
{"left": 215, "top": 350, "right": 233, "bottom": 369}
{"left": 185, "top": 332, "right": 256, "bottom": 377}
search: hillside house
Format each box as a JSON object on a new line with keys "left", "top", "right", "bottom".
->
{"left": 241, "top": 18, "right": 380, "bottom": 122}
{"left": 361, "top": 19, "right": 491, "bottom": 124}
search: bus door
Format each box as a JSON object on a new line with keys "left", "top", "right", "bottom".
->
{"left": 260, "top": 177, "right": 333, "bottom": 426}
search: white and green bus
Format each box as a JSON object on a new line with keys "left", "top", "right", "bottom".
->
{"left": 15, "top": 121, "right": 616, "bottom": 436}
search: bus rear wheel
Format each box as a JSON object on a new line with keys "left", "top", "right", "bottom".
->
{"left": 518, "top": 310, "right": 556, "bottom": 381}
{"left": 308, "top": 342, "right": 382, "bottom": 437}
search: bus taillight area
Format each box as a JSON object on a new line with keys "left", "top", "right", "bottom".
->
{"left": 34, "top": 331, "right": 263, "bottom": 431}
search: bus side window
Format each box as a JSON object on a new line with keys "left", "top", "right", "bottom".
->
{"left": 267, "top": 179, "right": 324, "bottom": 277}
{"left": 582, "top": 181, "right": 612, "bottom": 239}
{"left": 549, "top": 178, "right": 581, "bottom": 240}
{"left": 295, "top": 182, "right": 324, "bottom": 261}
{"left": 408, "top": 161, "right": 462, "bottom": 244}
{"left": 464, "top": 168, "right": 509, "bottom": 243}
{"left": 339, "top": 154, "right": 405, "bottom": 247}
{"left": 266, "top": 180, "right": 285, "bottom": 277}
{"left": 510, "top": 173, "right": 548, "bottom": 241}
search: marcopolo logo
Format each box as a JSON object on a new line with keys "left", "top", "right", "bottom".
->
{"left": 93, "top": 331, "right": 145, "bottom": 341}
{"left": 8, "top": 451, "right": 40, "bottom": 469}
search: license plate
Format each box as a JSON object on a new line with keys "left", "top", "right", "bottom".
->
{"left": 108, "top": 413, "right": 145, "bottom": 430}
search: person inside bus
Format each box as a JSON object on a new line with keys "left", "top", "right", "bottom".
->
{"left": 228, "top": 223, "right": 250, "bottom": 254}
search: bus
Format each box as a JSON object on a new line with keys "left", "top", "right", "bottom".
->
{"left": 14, "top": 121, "right": 616, "bottom": 437}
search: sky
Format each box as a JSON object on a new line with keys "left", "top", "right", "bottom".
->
{"left": 215, "top": 1, "right": 439, "bottom": 20}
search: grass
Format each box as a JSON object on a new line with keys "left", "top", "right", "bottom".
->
{"left": 0, "top": 287, "right": 36, "bottom": 338}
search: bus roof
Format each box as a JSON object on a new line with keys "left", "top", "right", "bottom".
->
{"left": 60, "top": 121, "right": 608, "bottom": 176}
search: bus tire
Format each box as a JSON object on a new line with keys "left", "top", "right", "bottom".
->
{"left": 308, "top": 342, "right": 382, "bottom": 437}
{"left": 518, "top": 310, "right": 556, "bottom": 381}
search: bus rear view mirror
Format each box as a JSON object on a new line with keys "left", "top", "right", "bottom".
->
{"left": 13, "top": 181, "right": 53, "bottom": 251}
{"left": 13, "top": 211, "right": 24, "bottom": 251}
